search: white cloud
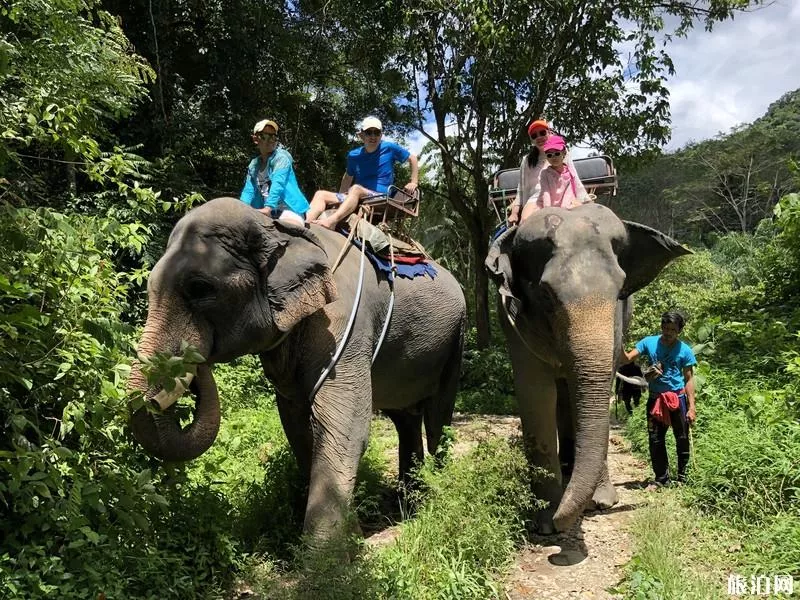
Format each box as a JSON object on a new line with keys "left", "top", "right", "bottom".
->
{"left": 663, "top": 0, "right": 800, "bottom": 150}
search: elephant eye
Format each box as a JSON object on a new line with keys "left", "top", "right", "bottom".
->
{"left": 185, "top": 278, "right": 217, "bottom": 301}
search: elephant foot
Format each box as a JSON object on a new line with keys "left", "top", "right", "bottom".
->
{"left": 587, "top": 479, "right": 619, "bottom": 511}
{"left": 532, "top": 509, "right": 557, "bottom": 535}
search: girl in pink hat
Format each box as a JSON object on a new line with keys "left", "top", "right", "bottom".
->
{"left": 521, "top": 135, "right": 590, "bottom": 220}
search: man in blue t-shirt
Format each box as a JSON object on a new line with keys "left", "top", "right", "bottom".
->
{"left": 620, "top": 311, "right": 697, "bottom": 487}
{"left": 306, "top": 116, "right": 419, "bottom": 229}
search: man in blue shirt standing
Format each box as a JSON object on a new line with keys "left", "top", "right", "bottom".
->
{"left": 240, "top": 119, "right": 309, "bottom": 225}
{"left": 621, "top": 311, "right": 697, "bottom": 488}
{"left": 306, "top": 116, "right": 419, "bottom": 229}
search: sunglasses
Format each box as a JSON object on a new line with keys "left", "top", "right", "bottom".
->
{"left": 257, "top": 132, "right": 277, "bottom": 141}
{"left": 530, "top": 130, "right": 548, "bottom": 139}
{"left": 545, "top": 151, "right": 564, "bottom": 158}
{"left": 363, "top": 128, "right": 382, "bottom": 136}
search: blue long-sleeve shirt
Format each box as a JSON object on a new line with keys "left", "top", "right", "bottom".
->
{"left": 240, "top": 146, "right": 310, "bottom": 215}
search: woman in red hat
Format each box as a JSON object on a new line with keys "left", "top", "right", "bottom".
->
{"left": 507, "top": 119, "right": 551, "bottom": 225}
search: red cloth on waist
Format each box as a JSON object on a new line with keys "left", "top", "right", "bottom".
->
{"left": 650, "top": 389, "right": 684, "bottom": 426}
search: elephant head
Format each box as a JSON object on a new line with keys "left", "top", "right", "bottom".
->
{"left": 486, "top": 203, "right": 690, "bottom": 530}
{"left": 128, "top": 197, "right": 337, "bottom": 461}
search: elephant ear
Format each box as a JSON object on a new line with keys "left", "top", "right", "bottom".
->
{"left": 618, "top": 221, "right": 692, "bottom": 299}
{"left": 485, "top": 226, "right": 523, "bottom": 322}
{"left": 252, "top": 219, "right": 338, "bottom": 332}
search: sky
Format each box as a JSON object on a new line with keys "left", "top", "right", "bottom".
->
{"left": 401, "top": 0, "right": 800, "bottom": 160}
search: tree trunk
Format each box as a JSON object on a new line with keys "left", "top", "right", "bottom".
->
{"left": 472, "top": 240, "right": 491, "bottom": 348}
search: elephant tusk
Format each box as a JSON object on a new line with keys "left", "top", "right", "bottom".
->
{"left": 153, "top": 372, "right": 195, "bottom": 410}
{"left": 614, "top": 371, "right": 649, "bottom": 389}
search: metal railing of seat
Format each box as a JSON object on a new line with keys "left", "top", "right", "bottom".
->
{"left": 361, "top": 184, "right": 421, "bottom": 228}
{"left": 488, "top": 155, "right": 618, "bottom": 224}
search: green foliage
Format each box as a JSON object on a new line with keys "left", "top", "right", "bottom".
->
{"left": 0, "top": 0, "right": 155, "bottom": 206}
{"left": 615, "top": 88, "right": 800, "bottom": 241}
{"left": 624, "top": 189, "right": 800, "bottom": 584}
{"left": 0, "top": 0, "right": 154, "bottom": 155}
{"left": 262, "top": 438, "right": 535, "bottom": 600}
{"left": 369, "top": 439, "right": 535, "bottom": 599}
{"left": 457, "top": 331, "right": 516, "bottom": 415}
{"left": 615, "top": 494, "right": 726, "bottom": 599}
{"left": 0, "top": 205, "right": 244, "bottom": 598}
{"left": 763, "top": 192, "right": 800, "bottom": 304}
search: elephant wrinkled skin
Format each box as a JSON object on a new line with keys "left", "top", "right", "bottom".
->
{"left": 486, "top": 203, "right": 690, "bottom": 533}
{"left": 129, "top": 197, "right": 466, "bottom": 541}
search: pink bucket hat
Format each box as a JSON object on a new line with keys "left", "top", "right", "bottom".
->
{"left": 542, "top": 135, "right": 566, "bottom": 152}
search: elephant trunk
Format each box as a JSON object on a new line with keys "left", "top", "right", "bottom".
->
{"left": 553, "top": 297, "right": 616, "bottom": 531}
{"left": 128, "top": 312, "right": 220, "bottom": 462}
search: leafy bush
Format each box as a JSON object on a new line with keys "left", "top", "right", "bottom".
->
{"left": 0, "top": 206, "right": 239, "bottom": 598}
{"left": 761, "top": 192, "right": 800, "bottom": 305}
{"left": 457, "top": 329, "right": 516, "bottom": 415}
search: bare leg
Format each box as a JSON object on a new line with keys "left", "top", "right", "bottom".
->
{"left": 314, "top": 185, "right": 370, "bottom": 230}
{"left": 306, "top": 190, "right": 340, "bottom": 222}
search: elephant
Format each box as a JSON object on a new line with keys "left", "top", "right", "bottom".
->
{"left": 128, "top": 197, "right": 466, "bottom": 541}
{"left": 486, "top": 203, "right": 690, "bottom": 533}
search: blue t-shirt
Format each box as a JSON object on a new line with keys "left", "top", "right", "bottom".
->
{"left": 634, "top": 335, "right": 697, "bottom": 395}
{"left": 346, "top": 141, "right": 410, "bottom": 194}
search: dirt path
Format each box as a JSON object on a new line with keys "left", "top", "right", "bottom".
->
{"left": 446, "top": 414, "right": 651, "bottom": 600}
{"left": 368, "top": 413, "right": 652, "bottom": 598}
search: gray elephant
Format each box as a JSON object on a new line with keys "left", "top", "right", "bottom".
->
{"left": 128, "top": 197, "right": 466, "bottom": 541}
{"left": 486, "top": 203, "right": 690, "bottom": 533}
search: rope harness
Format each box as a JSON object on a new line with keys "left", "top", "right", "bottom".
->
{"left": 263, "top": 208, "right": 398, "bottom": 402}
{"left": 309, "top": 208, "right": 398, "bottom": 398}
{"left": 500, "top": 293, "right": 540, "bottom": 358}
{"left": 372, "top": 232, "right": 396, "bottom": 364}
{"left": 310, "top": 209, "right": 368, "bottom": 401}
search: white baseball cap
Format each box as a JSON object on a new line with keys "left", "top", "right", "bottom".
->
{"left": 360, "top": 116, "right": 382, "bottom": 132}
{"left": 253, "top": 119, "right": 279, "bottom": 135}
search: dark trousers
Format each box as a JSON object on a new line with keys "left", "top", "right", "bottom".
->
{"left": 646, "top": 394, "right": 690, "bottom": 484}
{"left": 621, "top": 389, "right": 641, "bottom": 414}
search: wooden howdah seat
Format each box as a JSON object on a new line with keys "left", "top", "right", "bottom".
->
{"left": 489, "top": 155, "right": 618, "bottom": 223}
{"left": 361, "top": 184, "right": 421, "bottom": 228}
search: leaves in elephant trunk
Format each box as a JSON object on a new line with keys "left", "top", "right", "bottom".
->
{"left": 129, "top": 359, "right": 221, "bottom": 462}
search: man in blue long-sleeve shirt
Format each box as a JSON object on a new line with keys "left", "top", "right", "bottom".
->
{"left": 240, "top": 119, "right": 309, "bottom": 225}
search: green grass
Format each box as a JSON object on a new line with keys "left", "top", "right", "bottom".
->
{"left": 244, "top": 436, "right": 537, "bottom": 600}
{"left": 616, "top": 491, "right": 730, "bottom": 600}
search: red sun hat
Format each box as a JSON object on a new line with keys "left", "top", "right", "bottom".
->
{"left": 527, "top": 119, "right": 549, "bottom": 136}
{"left": 542, "top": 135, "right": 566, "bottom": 152}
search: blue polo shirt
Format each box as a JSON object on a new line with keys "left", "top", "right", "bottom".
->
{"left": 346, "top": 141, "right": 410, "bottom": 194}
{"left": 635, "top": 335, "right": 697, "bottom": 395}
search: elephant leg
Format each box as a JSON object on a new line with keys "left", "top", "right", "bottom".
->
{"left": 556, "top": 378, "right": 575, "bottom": 481}
{"left": 384, "top": 408, "right": 424, "bottom": 486}
{"left": 424, "top": 330, "right": 462, "bottom": 462}
{"left": 276, "top": 392, "right": 313, "bottom": 480}
{"left": 304, "top": 384, "right": 372, "bottom": 541}
{"left": 509, "top": 346, "right": 562, "bottom": 534}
